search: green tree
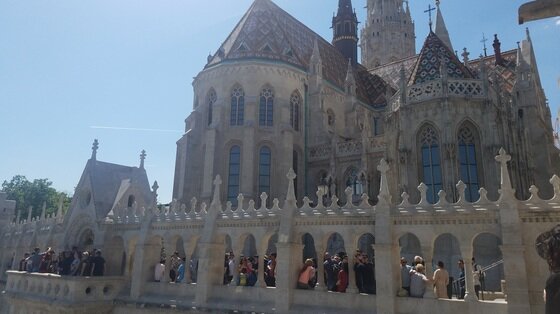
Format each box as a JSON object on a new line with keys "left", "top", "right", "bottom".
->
{"left": 1, "top": 175, "right": 72, "bottom": 222}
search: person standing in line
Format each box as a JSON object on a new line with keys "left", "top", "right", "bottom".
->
{"left": 400, "top": 257, "right": 412, "bottom": 296}
{"left": 175, "top": 258, "right": 186, "bottom": 283}
{"left": 336, "top": 255, "right": 349, "bottom": 293}
{"left": 536, "top": 225, "right": 560, "bottom": 314}
{"left": 297, "top": 259, "right": 316, "bottom": 289}
{"left": 154, "top": 259, "right": 165, "bottom": 282}
{"left": 169, "top": 251, "right": 181, "bottom": 283}
{"left": 472, "top": 257, "right": 484, "bottom": 299}
{"left": 457, "top": 259, "right": 466, "bottom": 299}
{"left": 433, "top": 261, "right": 450, "bottom": 298}
{"left": 19, "top": 253, "right": 29, "bottom": 271}
{"left": 29, "top": 248, "right": 42, "bottom": 273}
{"left": 90, "top": 250, "right": 106, "bottom": 276}
{"left": 354, "top": 252, "right": 366, "bottom": 293}
{"left": 410, "top": 264, "right": 431, "bottom": 298}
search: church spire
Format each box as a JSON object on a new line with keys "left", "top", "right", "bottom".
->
{"left": 332, "top": 0, "right": 358, "bottom": 64}
{"left": 434, "top": 0, "right": 454, "bottom": 52}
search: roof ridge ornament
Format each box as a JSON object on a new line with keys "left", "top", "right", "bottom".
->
{"left": 91, "top": 139, "right": 99, "bottom": 160}
{"left": 140, "top": 150, "right": 147, "bottom": 169}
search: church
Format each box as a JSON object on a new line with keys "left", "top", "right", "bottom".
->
{"left": 172, "top": 0, "right": 559, "bottom": 209}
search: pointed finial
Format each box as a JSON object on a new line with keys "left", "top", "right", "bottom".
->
{"left": 481, "top": 33, "right": 488, "bottom": 57}
{"left": 525, "top": 27, "right": 532, "bottom": 42}
{"left": 377, "top": 159, "right": 392, "bottom": 204}
{"left": 211, "top": 175, "right": 222, "bottom": 207}
{"left": 91, "top": 139, "right": 99, "bottom": 160}
{"left": 424, "top": 4, "right": 436, "bottom": 31}
{"left": 140, "top": 150, "right": 147, "bottom": 169}
{"left": 461, "top": 48, "right": 470, "bottom": 65}
{"left": 152, "top": 180, "right": 159, "bottom": 204}
{"left": 495, "top": 148, "right": 516, "bottom": 201}
{"left": 286, "top": 168, "right": 297, "bottom": 204}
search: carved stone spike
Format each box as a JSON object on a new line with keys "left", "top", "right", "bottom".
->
{"left": 437, "top": 190, "right": 448, "bottom": 206}
{"left": 456, "top": 181, "right": 467, "bottom": 202}
{"left": 400, "top": 192, "right": 411, "bottom": 207}
{"left": 316, "top": 189, "right": 325, "bottom": 208}
{"left": 237, "top": 194, "right": 245, "bottom": 211}
{"left": 257, "top": 192, "right": 268, "bottom": 210}
{"left": 344, "top": 187, "right": 353, "bottom": 207}
{"left": 529, "top": 185, "right": 541, "bottom": 202}
{"left": 190, "top": 197, "right": 198, "bottom": 213}
{"left": 247, "top": 200, "right": 256, "bottom": 212}
{"left": 225, "top": 201, "right": 232, "bottom": 213}
{"left": 418, "top": 183, "right": 428, "bottom": 204}
{"left": 272, "top": 198, "right": 280, "bottom": 211}
{"left": 478, "top": 188, "right": 489, "bottom": 203}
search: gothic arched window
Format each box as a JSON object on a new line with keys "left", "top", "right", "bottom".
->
{"left": 227, "top": 146, "right": 241, "bottom": 206}
{"left": 259, "top": 88, "right": 274, "bottom": 127}
{"left": 345, "top": 168, "right": 363, "bottom": 196}
{"left": 258, "top": 146, "right": 272, "bottom": 203}
{"left": 290, "top": 91, "right": 301, "bottom": 131}
{"left": 207, "top": 89, "right": 217, "bottom": 126}
{"left": 230, "top": 86, "right": 245, "bottom": 126}
{"left": 458, "top": 125, "right": 480, "bottom": 202}
{"left": 419, "top": 125, "right": 442, "bottom": 204}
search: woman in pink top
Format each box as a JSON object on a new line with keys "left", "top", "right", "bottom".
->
{"left": 297, "top": 259, "right": 316, "bottom": 289}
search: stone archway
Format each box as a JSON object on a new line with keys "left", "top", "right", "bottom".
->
{"left": 78, "top": 229, "right": 95, "bottom": 252}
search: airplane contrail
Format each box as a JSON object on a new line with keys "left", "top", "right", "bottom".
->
{"left": 90, "top": 126, "right": 183, "bottom": 133}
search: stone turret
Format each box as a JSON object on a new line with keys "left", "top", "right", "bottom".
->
{"left": 360, "top": 0, "right": 416, "bottom": 68}
{"left": 332, "top": 0, "right": 359, "bottom": 64}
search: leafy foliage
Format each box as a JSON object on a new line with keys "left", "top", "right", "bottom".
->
{"left": 1, "top": 175, "right": 72, "bottom": 222}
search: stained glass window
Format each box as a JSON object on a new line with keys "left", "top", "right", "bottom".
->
{"left": 458, "top": 126, "right": 480, "bottom": 202}
{"left": 420, "top": 125, "right": 442, "bottom": 204}
{"left": 259, "top": 88, "right": 274, "bottom": 126}
{"left": 207, "top": 89, "right": 216, "bottom": 126}
{"left": 227, "top": 146, "right": 241, "bottom": 206}
{"left": 290, "top": 91, "right": 301, "bottom": 131}
{"left": 230, "top": 87, "right": 244, "bottom": 126}
{"left": 258, "top": 146, "right": 272, "bottom": 205}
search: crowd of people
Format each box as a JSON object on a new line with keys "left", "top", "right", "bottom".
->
{"left": 399, "top": 255, "right": 485, "bottom": 299}
{"left": 18, "top": 247, "right": 105, "bottom": 276}
{"left": 222, "top": 252, "right": 276, "bottom": 287}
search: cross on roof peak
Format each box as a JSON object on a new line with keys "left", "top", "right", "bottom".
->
{"left": 91, "top": 139, "right": 99, "bottom": 160}
{"left": 424, "top": 4, "right": 436, "bottom": 31}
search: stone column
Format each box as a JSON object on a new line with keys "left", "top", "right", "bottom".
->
{"left": 495, "top": 149, "right": 531, "bottom": 314}
{"left": 347, "top": 252, "right": 358, "bottom": 293}
{"left": 374, "top": 160, "right": 396, "bottom": 314}
{"left": 194, "top": 242, "right": 226, "bottom": 306}
{"left": 258, "top": 250, "right": 267, "bottom": 288}
{"left": 421, "top": 246, "right": 436, "bottom": 299}
{"left": 461, "top": 245, "right": 477, "bottom": 302}
{"left": 130, "top": 240, "right": 161, "bottom": 299}
{"left": 315, "top": 245, "right": 327, "bottom": 291}
{"left": 274, "top": 242, "right": 303, "bottom": 313}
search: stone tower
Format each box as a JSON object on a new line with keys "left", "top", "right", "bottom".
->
{"left": 360, "top": 0, "right": 416, "bottom": 68}
{"left": 332, "top": 0, "right": 359, "bottom": 64}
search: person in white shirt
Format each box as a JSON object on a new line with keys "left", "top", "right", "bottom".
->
{"left": 154, "top": 259, "right": 165, "bottom": 282}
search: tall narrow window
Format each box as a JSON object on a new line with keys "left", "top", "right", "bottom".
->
{"left": 259, "top": 88, "right": 274, "bottom": 126}
{"left": 290, "top": 91, "right": 301, "bottom": 131}
{"left": 230, "top": 87, "right": 245, "bottom": 126}
{"left": 207, "top": 89, "right": 217, "bottom": 126}
{"left": 345, "top": 168, "right": 363, "bottom": 196}
{"left": 458, "top": 126, "right": 480, "bottom": 202}
{"left": 420, "top": 125, "right": 442, "bottom": 204}
{"left": 373, "top": 117, "right": 382, "bottom": 136}
{"left": 227, "top": 146, "right": 241, "bottom": 206}
{"left": 258, "top": 146, "right": 272, "bottom": 205}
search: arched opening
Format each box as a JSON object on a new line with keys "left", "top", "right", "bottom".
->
{"left": 302, "top": 233, "right": 317, "bottom": 262}
{"left": 326, "top": 233, "right": 346, "bottom": 256}
{"left": 433, "top": 233, "right": 462, "bottom": 297}
{"left": 357, "top": 233, "right": 376, "bottom": 294}
{"left": 127, "top": 195, "right": 135, "bottom": 208}
{"left": 145, "top": 235, "right": 163, "bottom": 282}
{"left": 398, "top": 233, "right": 422, "bottom": 264}
{"left": 473, "top": 233, "right": 504, "bottom": 292}
{"left": 238, "top": 234, "right": 258, "bottom": 286}
{"left": 105, "top": 236, "right": 126, "bottom": 276}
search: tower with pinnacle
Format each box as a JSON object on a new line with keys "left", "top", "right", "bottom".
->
{"left": 332, "top": 0, "right": 359, "bottom": 64}
{"left": 360, "top": 0, "right": 416, "bottom": 68}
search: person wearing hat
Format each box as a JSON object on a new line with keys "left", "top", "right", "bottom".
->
{"left": 536, "top": 225, "right": 560, "bottom": 314}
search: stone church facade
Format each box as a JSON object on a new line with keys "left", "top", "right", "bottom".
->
{"left": 1, "top": 1, "right": 559, "bottom": 314}
{"left": 172, "top": 0, "right": 559, "bottom": 210}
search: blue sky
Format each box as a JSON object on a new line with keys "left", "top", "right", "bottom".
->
{"left": 0, "top": 0, "right": 558, "bottom": 204}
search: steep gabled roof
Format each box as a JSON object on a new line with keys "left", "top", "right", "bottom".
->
{"left": 409, "top": 31, "right": 473, "bottom": 85}
{"left": 205, "top": 0, "right": 391, "bottom": 107}
{"left": 88, "top": 160, "right": 152, "bottom": 219}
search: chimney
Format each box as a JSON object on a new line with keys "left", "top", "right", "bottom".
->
{"left": 493, "top": 34, "right": 504, "bottom": 66}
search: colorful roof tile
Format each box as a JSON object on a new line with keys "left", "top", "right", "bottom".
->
{"left": 205, "top": 0, "right": 391, "bottom": 107}
{"left": 409, "top": 31, "right": 474, "bottom": 85}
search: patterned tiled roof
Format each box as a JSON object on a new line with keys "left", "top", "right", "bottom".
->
{"left": 370, "top": 55, "right": 419, "bottom": 89}
{"left": 409, "top": 31, "right": 474, "bottom": 85}
{"left": 468, "top": 50, "right": 518, "bottom": 94}
{"left": 205, "top": 0, "right": 391, "bottom": 107}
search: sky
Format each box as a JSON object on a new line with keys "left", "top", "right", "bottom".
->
{"left": 0, "top": 0, "right": 558, "bottom": 204}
